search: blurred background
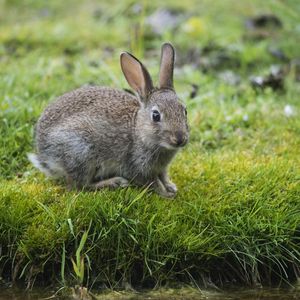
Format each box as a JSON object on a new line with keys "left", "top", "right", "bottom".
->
{"left": 0, "top": 0, "right": 299, "bottom": 177}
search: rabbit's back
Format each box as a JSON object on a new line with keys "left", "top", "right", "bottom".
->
{"left": 37, "top": 86, "right": 139, "bottom": 135}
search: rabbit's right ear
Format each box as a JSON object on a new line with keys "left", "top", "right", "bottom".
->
{"left": 159, "top": 43, "right": 175, "bottom": 89}
{"left": 120, "top": 52, "right": 153, "bottom": 99}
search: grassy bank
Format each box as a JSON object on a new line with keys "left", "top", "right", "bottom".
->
{"left": 0, "top": 0, "right": 300, "bottom": 292}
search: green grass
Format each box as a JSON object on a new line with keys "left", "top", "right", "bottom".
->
{"left": 0, "top": 0, "right": 300, "bottom": 292}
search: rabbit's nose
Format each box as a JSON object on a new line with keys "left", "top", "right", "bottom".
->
{"left": 174, "top": 131, "right": 187, "bottom": 147}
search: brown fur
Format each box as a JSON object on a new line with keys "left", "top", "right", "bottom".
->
{"left": 28, "top": 43, "right": 189, "bottom": 198}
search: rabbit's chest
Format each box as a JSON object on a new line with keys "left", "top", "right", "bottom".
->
{"left": 128, "top": 147, "right": 177, "bottom": 179}
{"left": 151, "top": 150, "right": 177, "bottom": 173}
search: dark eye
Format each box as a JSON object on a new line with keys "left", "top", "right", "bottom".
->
{"left": 184, "top": 107, "right": 187, "bottom": 116}
{"left": 152, "top": 110, "right": 161, "bottom": 122}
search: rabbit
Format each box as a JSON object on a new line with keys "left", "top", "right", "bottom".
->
{"left": 28, "top": 43, "right": 189, "bottom": 198}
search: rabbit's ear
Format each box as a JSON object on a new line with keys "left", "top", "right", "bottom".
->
{"left": 159, "top": 43, "right": 175, "bottom": 89}
{"left": 120, "top": 52, "right": 153, "bottom": 99}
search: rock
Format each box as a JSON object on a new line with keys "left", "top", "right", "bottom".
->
{"left": 250, "top": 65, "right": 286, "bottom": 91}
{"left": 284, "top": 105, "right": 294, "bottom": 117}
{"left": 146, "top": 9, "right": 183, "bottom": 35}
{"left": 244, "top": 14, "right": 283, "bottom": 41}
{"left": 218, "top": 70, "right": 241, "bottom": 86}
{"left": 245, "top": 14, "right": 283, "bottom": 29}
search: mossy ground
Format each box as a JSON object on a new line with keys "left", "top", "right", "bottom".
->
{"left": 0, "top": 0, "right": 299, "bottom": 293}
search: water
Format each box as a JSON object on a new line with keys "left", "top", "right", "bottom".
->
{"left": 99, "top": 287, "right": 300, "bottom": 300}
{"left": 0, "top": 286, "right": 299, "bottom": 300}
{"left": 0, "top": 287, "right": 57, "bottom": 300}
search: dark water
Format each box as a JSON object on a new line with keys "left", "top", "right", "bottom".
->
{"left": 0, "top": 286, "right": 300, "bottom": 300}
{"left": 0, "top": 287, "right": 55, "bottom": 300}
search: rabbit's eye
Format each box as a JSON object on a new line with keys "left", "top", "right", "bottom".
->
{"left": 184, "top": 108, "right": 187, "bottom": 116}
{"left": 152, "top": 110, "right": 161, "bottom": 122}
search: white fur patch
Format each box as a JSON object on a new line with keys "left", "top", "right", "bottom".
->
{"left": 27, "top": 153, "right": 52, "bottom": 176}
{"left": 27, "top": 153, "right": 65, "bottom": 178}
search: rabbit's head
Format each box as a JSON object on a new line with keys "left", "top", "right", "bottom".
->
{"left": 121, "top": 43, "right": 189, "bottom": 150}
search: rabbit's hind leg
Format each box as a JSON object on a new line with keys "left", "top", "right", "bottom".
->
{"left": 92, "top": 177, "right": 129, "bottom": 190}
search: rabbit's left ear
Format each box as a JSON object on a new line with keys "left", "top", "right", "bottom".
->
{"left": 158, "top": 43, "right": 175, "bottom": 89}
{"left": 120, "top": 52, "right": 154, "bottom": 99}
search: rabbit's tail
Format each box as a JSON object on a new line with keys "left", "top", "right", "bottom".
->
{"left": 28, "top": 153, "right": 66, "bottom": 178}
{"left": 27, "top": 153, "right": 53, "bottom": 177}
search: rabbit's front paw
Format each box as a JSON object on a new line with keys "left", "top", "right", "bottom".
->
{"left": 158, "top": 189, "right": 176, "bottom": 199}
{"left": 164, "top": 181, "right": 177, "bottom": 194}
{"left": 154, "top": 179, "right": 177, "bottom": 199}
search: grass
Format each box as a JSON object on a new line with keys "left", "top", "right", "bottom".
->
{"left": 0, "top": 0, "right": 300, "bottom": 293}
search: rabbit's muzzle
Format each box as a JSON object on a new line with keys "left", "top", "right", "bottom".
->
{"left": 169, "top": 131, "right": 189, "bottom": 148}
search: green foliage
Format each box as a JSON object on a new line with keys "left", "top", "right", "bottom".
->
{"left": 71, "top": 230, "right": 89, "bottom": 285}
{"left": 0, "top": 0, "right": 299, "bottom": 289}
